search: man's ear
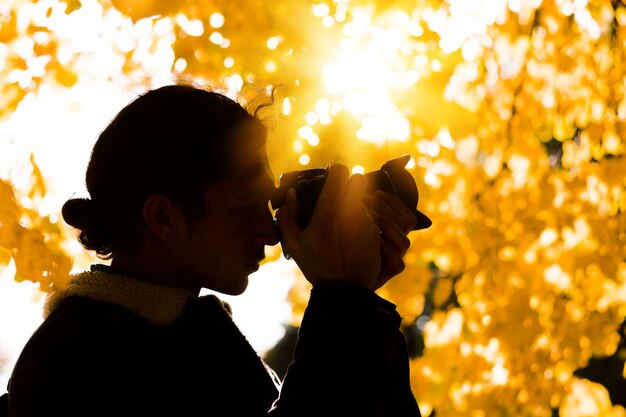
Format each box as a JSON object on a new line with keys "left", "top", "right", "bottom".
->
{"left": 142, "top": 194, "right": 185, "bottom": 241}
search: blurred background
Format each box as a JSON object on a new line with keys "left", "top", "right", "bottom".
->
{"left": 0, "top": 0, "right": 625, "bottom": 415}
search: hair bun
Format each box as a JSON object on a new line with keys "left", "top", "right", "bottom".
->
{"left": 61, "top": 198, "right": 98, "bottom": 229}
{"left": 61, "top": 198, "right": 114, "bottom": 255}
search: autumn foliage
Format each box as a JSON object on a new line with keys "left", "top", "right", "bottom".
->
{"left": 1, "top": 0, "right": 625, "bottom": 415}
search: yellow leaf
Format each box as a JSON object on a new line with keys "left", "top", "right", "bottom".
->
{"left": 28, "top": 153, "right": 47, "bottom": 201}
{"left": 0, "top": 82, "right": 27, "bottom": 121}
{"left": 54, "top": 66, "right": 78, "bottom": 88}
{"left": 60, "top": 0, "right": 82, "bottom": 14}
{"left": 110, "top": 0, "right": 184, "bottom": 22}
{"left": 0, "top": 245, "right": 12, "bottom": 276}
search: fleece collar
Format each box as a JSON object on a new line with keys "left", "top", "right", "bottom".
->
{"left": 43, "top": 268, "right": 194, "bottom": 326}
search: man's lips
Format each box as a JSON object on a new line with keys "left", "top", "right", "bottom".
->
{"left": 247, "top": 255, "right": 266, "bottom": 268}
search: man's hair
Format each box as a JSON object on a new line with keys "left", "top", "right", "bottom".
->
{"left": 62, "top": 84, "right": 267, "bottom": 259}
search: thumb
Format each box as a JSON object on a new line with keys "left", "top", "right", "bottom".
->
{"left": 275, "top": 188, "right": 302, "bottom": 252}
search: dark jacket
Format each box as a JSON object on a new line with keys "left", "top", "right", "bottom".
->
{"left": 6, "top": 268, "right": 420, "bottom": 417}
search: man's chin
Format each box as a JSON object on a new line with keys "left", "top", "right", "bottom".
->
{"left": 224, "top": 276, "right": 249, "bottom": 296}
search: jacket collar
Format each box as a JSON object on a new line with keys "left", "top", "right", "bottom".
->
{"left": 44, "top": 266, "right": 194, "bottom": 325}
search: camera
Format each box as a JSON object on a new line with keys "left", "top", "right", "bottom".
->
{"left": 271, "top": 154, "right": 432, "bottom": 230}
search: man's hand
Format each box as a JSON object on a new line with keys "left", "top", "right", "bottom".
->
{"left": 275, "top": 162, "right": 382, "bottom": 289}
{"left": 364, "top": 190, "right": 417, "bottom": 290}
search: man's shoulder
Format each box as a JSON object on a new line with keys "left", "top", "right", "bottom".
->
{"left": 26, "top": 295, "right": 154, "bottom": 356}
{"left": 47, "top": 295, "right": 151, "bottom": 329}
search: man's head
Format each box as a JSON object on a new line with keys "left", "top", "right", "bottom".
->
{"left": 62, "top": 84, "right": 279, "bottom": 293}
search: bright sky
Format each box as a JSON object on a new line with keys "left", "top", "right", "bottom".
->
{"left": 0, "top": 78, "right": 295, "bottom": 390}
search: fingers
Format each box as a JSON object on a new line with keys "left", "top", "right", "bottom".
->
{"left": 374, "top": 239, "right": 407, "bottom": 289}
{"left": 380, "top": 240, "right": 406, "bottom": 273}
{"left": 368, "top": 208, "right": 411, "bottom": 255}
{"left": 365, "top": 190, "right": 414, "bottom": 289}
{"left": 343, "top": 173, "right": 368, "bottom": 213}
{"left": 366, "top": 190, "right": 417, "bottom": 233}
{"left": 316, "top": 162, "right": 350, "bottom": 210}
{"left": 363, "top": 193, "right": 404, "bottom": 230}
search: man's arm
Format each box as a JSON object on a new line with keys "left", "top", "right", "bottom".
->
{"left": 271, "top": 162, "right": 421, "bottom": 416}
{"left": 269, "top": 280, "right": 419, "bottom": 416}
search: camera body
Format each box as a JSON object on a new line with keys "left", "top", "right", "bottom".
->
{"left": 271, "top": 154, "right": 431, "bottom": 230}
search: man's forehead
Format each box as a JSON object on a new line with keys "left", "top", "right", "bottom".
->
{"left": 228, "top": 145, "right": 274, "bottom": 189}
